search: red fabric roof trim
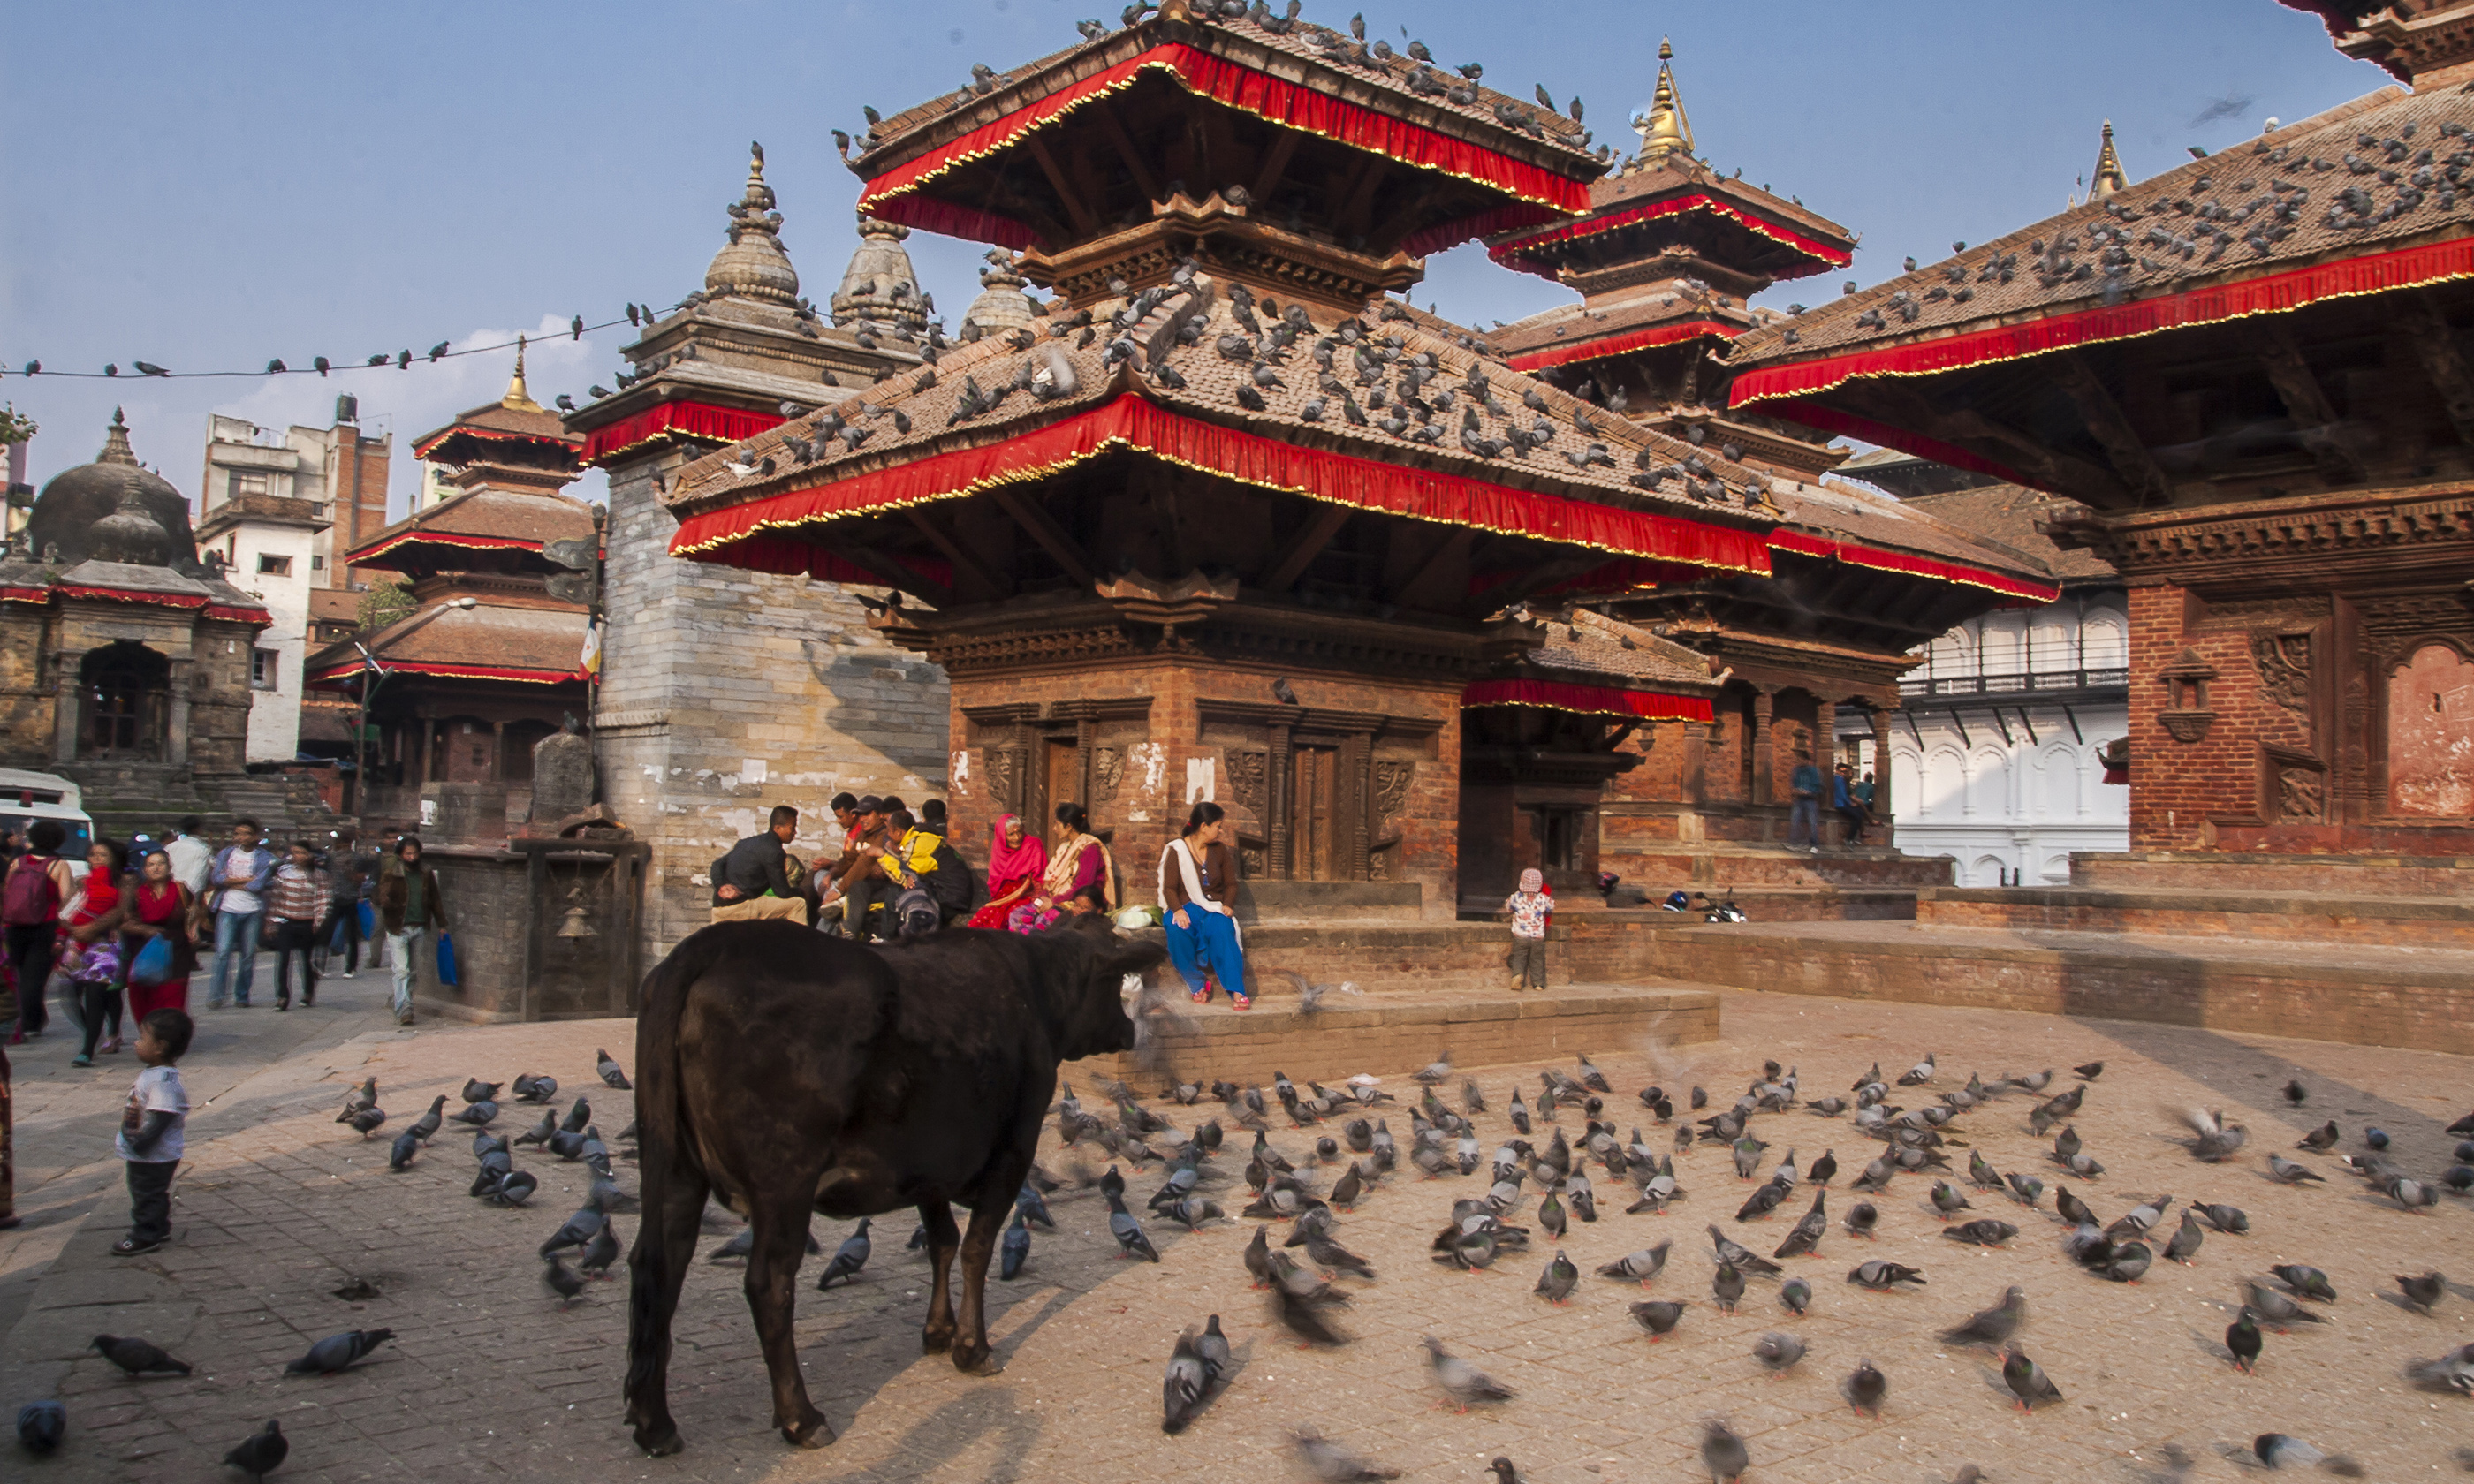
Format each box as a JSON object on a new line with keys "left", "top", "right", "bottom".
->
{"left": 859, "top": 44, "right": 1591, "bottom": 254}
{"left": 1732, "top": 233, "right": 2474, "bottom": 406}
{"left": 1769, "top": 529, "right": 2057, "bottom": 602}
{"left": 671, "top": 394, "right": 1773, "bottom": 579}
{"left": 412, "top": 423, "right": 580, "bottom": 459}
{"left": 581, "top": 401, "right": 785, "bottom": 466}
{"left": 204, "top": 605, "right": 272, "bottom": 624}
{"left": 307, "top": 660, "right": 583, "bottom": 688}
{"left": 1744, "top": 398, "right": 2032, "bottom": 489}
{"left": 1, "top": 586, "right": 51, "bottom": 604}
{"left": 346, "top": 528, "right": 543, "bottom": 568}
{"left": 1506, "top": 320, "right": 1741, "bottom": 373}
{"left": 1489, "top": 193, "right": 1853, "bottom": 282}
{"left": 1461, "top": 678, "right": 1714, "bottom": 722}
{"left": 54, "top": 585, "right": 204, "bottom": 610}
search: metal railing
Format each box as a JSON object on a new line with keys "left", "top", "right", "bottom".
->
{"left": 1900, "top": 668, "right": 2128, "bottom": 697}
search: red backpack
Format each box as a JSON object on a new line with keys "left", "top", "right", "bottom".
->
{"left": 2, "top": 854, "right": 61, "bottom": 926}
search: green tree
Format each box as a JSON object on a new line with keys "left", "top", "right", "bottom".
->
{"left": 358, "top": 577, "right": 416, "bottom": 631}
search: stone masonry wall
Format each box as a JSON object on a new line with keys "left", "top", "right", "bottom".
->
{"left": 595, "top": 453, "right": 949, "bottom": 962}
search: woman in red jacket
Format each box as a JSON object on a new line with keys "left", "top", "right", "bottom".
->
{"left": 118, "top": 848, "right": 197, "bottom": 1024}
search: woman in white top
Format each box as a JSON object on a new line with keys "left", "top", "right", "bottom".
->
{"left": 1157, "top": 801, "right": 1249, "bottom": 1011}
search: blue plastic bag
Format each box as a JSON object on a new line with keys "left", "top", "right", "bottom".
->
{"left": 435, "top": 930, "right": 459, "bottom": 988}
{"left": 128, "top": 935, "right": 175, "bottom": 988}
{"left": 357, "top": 900, "right": 376, "bottom": 938}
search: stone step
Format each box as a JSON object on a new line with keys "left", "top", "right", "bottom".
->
{"left": 1464, "top": 886, "right": 1917, "bottom": 924}
{"left": 1918, "top": 885, "right": 2474, "bottom": 948}
{"left": 1643, "top": 919, "right": 2474, "bottom": 1056}
{"left": 1605, "top": 845, "right": 1955, "bottom": 890}
{"left": 1067, "top": 980, "right": 1721, "bottom": 1089}
{"left": 2072, "top": 849, "right": 2474, "bottom": 898}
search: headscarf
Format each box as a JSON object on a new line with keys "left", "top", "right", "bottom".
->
{"left": 1043, "top": 829, "right": 1118, "bottom": 908}
{"left": 1518, "top": 868, "right": 1544, "bottom": 894}
{"left": 987, "top": 814, "right": 1045, "bottom": 893}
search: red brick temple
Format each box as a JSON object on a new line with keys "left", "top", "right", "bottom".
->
{"left": 307, "top": 356, "right": 594, "bottom": 837}
{"left": 662, "top": 4, "right": 2059, "bottom": 931}
{"left": 1480, "top": 42, "right": 2060, "bottom": 886}
{"left": 1725, "top": 2, "right": 2474, "bottom": 859}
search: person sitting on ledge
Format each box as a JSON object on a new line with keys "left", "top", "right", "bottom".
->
{"left": 712, "top": 805, "right": 809, "bottom": 926}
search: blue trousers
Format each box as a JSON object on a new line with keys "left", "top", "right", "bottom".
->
{"left": 209, "top": 910, "right": 262, "bottom": 1006}
{"left": 1787, "top": 797, "right": 1822, "bottom": 846}
{"left": 1165, "top": 909, "right": 1247, "bottom": 1000}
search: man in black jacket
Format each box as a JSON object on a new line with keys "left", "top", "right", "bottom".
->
{"left": 712, "top": 806, "right": 808, "bottom": 924}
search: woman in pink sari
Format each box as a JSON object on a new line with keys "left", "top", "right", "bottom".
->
{"left": 966, "top": 814, "right": 1045, "bottom": 930}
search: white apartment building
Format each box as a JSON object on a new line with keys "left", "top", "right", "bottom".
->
{"left": 196, "top": 401, "right": 391, "bottom": 761}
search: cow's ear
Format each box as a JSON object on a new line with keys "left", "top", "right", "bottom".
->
{"left": 1100, "top": 942, "right": 1168, "bottom": 980}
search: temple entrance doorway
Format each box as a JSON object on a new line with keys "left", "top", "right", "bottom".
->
{"left": 1290, "top": 743, "right": 1339, "bottom": 880}
{"left": 80, "top": 642, "right": 170, "bottom": 760}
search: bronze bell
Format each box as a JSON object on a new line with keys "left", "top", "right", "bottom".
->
{"left": 556, "top": 898, "right": 596, "bottom": 940}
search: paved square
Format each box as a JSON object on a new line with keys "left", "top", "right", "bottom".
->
{"left": 4, "top": 985, "right": 2469, "bottom": 1483}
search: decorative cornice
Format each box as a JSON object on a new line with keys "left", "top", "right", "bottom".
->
{"left": 2044, "top": 485, "right": 2474, "bottom": 584}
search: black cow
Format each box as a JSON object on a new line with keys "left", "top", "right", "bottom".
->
{"left": 622, "top": 917, "right": 1165, "bottom": 1455}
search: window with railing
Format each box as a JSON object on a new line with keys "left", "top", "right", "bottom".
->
{"left": 1907, "top": 602, "right": 2129, "bottom": 698}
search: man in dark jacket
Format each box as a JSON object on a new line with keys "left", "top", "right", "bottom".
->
{"left": 713, "top": 806, "right": 808, "bottom": 924}
{"left": 376, "top": 835, "right": 449, "bottom": 1027}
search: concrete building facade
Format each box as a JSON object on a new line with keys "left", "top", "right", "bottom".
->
{"left": 195, "top": 405, "right": 391, "bottom": 761}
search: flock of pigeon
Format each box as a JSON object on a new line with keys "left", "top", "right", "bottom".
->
{"left": 11, "top": 1048, "right": 643, "bottom": 1478}
{"left": 1015, "top": 1049, "right": 2474, "bottom": 1481}
{"left": 18, "top": 1035, "right": 2474, "bottom": 1480}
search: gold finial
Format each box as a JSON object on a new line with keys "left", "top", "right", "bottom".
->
{"left": 2090, "top": 120, "right": 2128, "bottom": 200}
{"left": 1633, "top": 37, "right": 1694, "bottom": 167}
{"left": 501, "top": 334, "right": 543, "bottom": 413}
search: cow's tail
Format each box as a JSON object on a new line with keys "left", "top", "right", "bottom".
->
{"left": 625, "top": 928, "right": 733, "bottom": 1428}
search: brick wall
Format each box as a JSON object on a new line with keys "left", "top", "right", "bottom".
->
{"left": 945, "top": 658, "right": 1463, "bottom": 922}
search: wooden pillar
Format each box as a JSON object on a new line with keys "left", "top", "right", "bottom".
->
{"left": 1750, "top": 688, "right": 1776, "bottom": 806}
{"left": 1871, "top": 706, "right": 1895, "bottom": 844}
{"left": 417, "top": 715, "right": 435, "bottom": 784}
{"left": 1268, "top": 722, "right": 1294, "bottom": 879}
{"left": 1345, "top": 731, "right": 1371, "bottom": 880}
{"left": 1815, "top": 698, "right": 1840, "bottom": 843}
{"left": 1074, "top": 716, "right": 1094, "bottom": 819}
{"left": 490, "top": 719, "right": 507, "bottom": 782}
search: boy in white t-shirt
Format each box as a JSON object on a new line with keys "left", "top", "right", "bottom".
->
{"left": 112, "top": 1008, "right": 193, "bottom": 1256}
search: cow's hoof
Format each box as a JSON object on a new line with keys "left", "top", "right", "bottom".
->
{"left": 634, "top": 1425, "right": 685, "bottom": 1458}
{"left": 952, "top": 1343, "right": 1001, "bottom": 1375}
{"left": 782, "top": 1415, "right": 836, "bottom": 1450}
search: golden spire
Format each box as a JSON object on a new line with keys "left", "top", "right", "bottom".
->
{"left": 2091, "top": 120, "right": 2129, "bottom": 200}
{"left": 1633, "top": 38, "right": 1695, "bottom": 167}
{"left": 501, "top": 334, "right": 543, "bottom": 413}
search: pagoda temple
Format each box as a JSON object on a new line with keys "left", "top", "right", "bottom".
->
{"left": 1724, "top": 0, "right": 2474, "bottom": 856}
{"left": 661, "top": 4, "right": 2057, "bottom": 915}
{"left": 308, "top": 354, "right": 593, "bottom": 834}
{"left": 1476, "top": 42, "right": 2060, "bottom": 879}
{"left": 564, "top": 148, "right": 949, "bottom": 958}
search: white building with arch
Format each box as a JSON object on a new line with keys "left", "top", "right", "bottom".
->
{"left": 1836, "top": 467, "right": 2129, "bottom": 885}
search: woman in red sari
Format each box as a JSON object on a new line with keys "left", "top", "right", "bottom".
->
{"left": 63, "top": 838, "right": 127, "bottom": 1067}
{"left": 119, "top": 848, "right": 196, "bottom": 1024}
{"left": 966, "top": 814, "right": 1045, "bottom": 930}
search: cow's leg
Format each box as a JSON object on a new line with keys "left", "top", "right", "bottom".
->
{"left": 746, "top": 1192, "right": 834, "bottom": 1449}
{"left": 951, "top": 1158, "right": 1029, "bottom": 1374}
{"left": 917, "top": 1200, "right": 962, "bottom": 1354}
{"left": 623, "top": 1157, "right": 709, "bottom": 1456}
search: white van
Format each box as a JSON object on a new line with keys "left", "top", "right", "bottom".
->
{"left": 0, "top": 768, "right": 95, "bottom": 856}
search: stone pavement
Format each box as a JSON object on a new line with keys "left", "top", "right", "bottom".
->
{"left": 4, "top": 985, "right": 2469, "bottom": 1483}
{"left": 1, "top": 948, "right": 400, "bottom": 1344}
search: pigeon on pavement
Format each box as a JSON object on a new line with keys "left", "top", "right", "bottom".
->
{"left": 222, "top": 1420, "right": 287, "bottom": 1481}
{"left": 1847, "top": 1359, "right": 1887, "bottom": 1417}
{"left": 816, "top": 1219, "right": 874, "bottom": 1290}
{"left": 16, "top": 1399, "right": 66, "bottom": 1454}
{"left": 285, "top": 1329, "right": 394, "bottom": 1374}
{"left": 596, "top": 1049, "right": 631, "bottom": 1088}
{"left": 1701, "top": 1420, "right": 1749, "bottom": 1482}
{"left": 1424, "top": 1336, "right": 1515, "bottom": 1409}
{"left": 2002, "top": 1347, "right": 2063, "bottom": 1410}
{"left": 92, "top": 1335, "right": 190, "bottom": 1374}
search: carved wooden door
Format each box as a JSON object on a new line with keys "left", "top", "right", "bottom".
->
{"left": 1043, "top": 738, "right": 1081, "bottom": 828}
{"left": 1290, "top": 745, "right": 1338, "bottom": 879}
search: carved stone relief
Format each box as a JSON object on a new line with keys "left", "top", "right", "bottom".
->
{"left": 2251, "top": 631, "right": 2313, "bottom": 712}
{"left": 1373, "top": 759, "right": 1414, "bottom": 825}
{"left": 2388, "top": 642, "right": 2474, "bottom": 816}
{"left": 1224, "top": 749, "right": 1268, "bottom": 816}
{"left": 1092, "top": 746, "right": 1124, "bottom": 802}
{"left": 2276, "top": 766, "right": 2326, "bottom": 822}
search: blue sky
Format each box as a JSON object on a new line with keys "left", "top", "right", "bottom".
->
{"left": 2, "top": 0, "right": 2376, "bottom": 515}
